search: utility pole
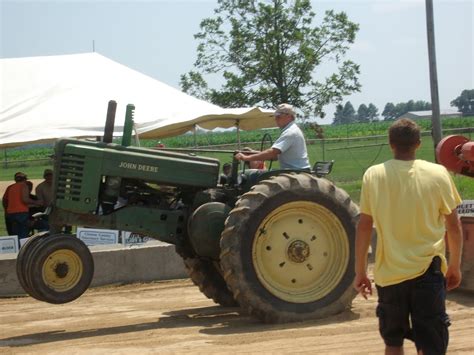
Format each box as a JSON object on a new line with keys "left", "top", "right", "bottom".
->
{"left": 425, "top": 0, "right": 442, "bottom": 152}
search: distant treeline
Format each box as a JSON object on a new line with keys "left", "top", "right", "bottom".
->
{"left": 332, "top": 89, "right": 474, "bottom": 124}
{"left": 333, "top": 100, "right": 432, "bottom": 124}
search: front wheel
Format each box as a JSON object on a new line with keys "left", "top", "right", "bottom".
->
{"left": 23, "top": 234, "right": 94, "bottom": 304}
{"left": 220, "top": 173, "right": 359, "bottom": 323}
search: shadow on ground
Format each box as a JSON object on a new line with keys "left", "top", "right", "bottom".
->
{"left": 0, "top": 305, "right": 359, "bottom": 348}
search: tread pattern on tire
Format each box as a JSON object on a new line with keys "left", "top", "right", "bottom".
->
{"left": 220, "top": 172, "right": 359, "bottom": 323}
{"left": 174, "top": 188, "right": 237, "bottom": 307}
{"left": 27, "top": 235, "right": 94, "bottom": 304}
{"left": 180, "top": 254, "right": 237, "bottom": 307}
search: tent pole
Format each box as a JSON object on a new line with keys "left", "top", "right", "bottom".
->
{"left": 133, "top": 124, "right": 141, "bottom": 147}
{"left": 236, "top": 120, "right": 241, "bottom": 150}
{"left": 193, "top": 124, "right": 197, "bottom": 148}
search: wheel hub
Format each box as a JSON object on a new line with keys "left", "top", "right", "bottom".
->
{"left": 287, "top": 240, "right": 310, "bottom": 263}
{"left": 252, "top": 200, "right": 350, "bottom": 303}
{"left": 55, "top": 262, "right": 69, "bottom": 278}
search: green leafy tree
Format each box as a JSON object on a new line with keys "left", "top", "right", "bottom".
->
{"left": 367, "top": 103, "right": 379, "bottom": 121}
{"left": 356, "top": 103, "right": 369, "bottom": 123}
{"left": 405, "top": 100, "right": 416, "bottom": 112}
{"left": 332, "top": 104, "right": 344, "bottom": 125}
{"left": 414, "top": 100, "right": 431, "bottom": 111}
{"left": 181, "top": 0, "right": 361, "bottom": 118}
{"left": 382, "top": 102, "right": 396, "bottom": 121}
{"left": 341, "top": 101, "right": 356, "bottom": 123}
{"left": 451, "top": 89, "right": 474, "bottom": 115}
{"left": 394, "top": 102, "right": 408, "bottom": 118}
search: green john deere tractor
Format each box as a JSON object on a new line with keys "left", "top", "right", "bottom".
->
{"left": 17, "top": 102, "right": 359, "bottom": 323}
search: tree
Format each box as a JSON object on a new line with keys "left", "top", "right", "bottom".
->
{"left": 333, "top": 104, "right": 344, "bottom": 125}
{"left": 181, "top": 0, "right": 361, "bottom": 119}
{"left": 451, "top": 89, "right": 474, "bottom": 115}
{"left": 356, "top": 103, "right": 369, "bottom": 123}
{"left": 341, "top": 101, "right": 356, "bottom": 124}
{"left": 393, "top": 102, "right": 407, "bottom": 118}
{"left": 382, "top": 102, "right": 396, "bottom": 121}
{"left": 414, "top": 100, "right": 431, "bottom": 111}
{"left": 366, "top": 103, "right": 379, "bottom": 121}
{"left": 405, "top": 100, "right": 415, "bottom": 112}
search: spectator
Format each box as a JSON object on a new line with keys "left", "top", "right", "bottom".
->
{"left": 353, "top": 118, "right": 463, "bottom": 354}
{"left": 35, "top": 169, "right": 53, "bottom": 210}
{"left": 2, "top": 172, "right": 42, "bottom": 244}
{"left": 26, "top": 180, "right": 48, "bottom": 234}
{"left": 235, "top": 104, "right": 310, "bottom": 170}
{"left": 241, "top": 147, "right": 266, "bottom": 170}
{"left": 219, "top": 162, "right": 232, "bottom": 185}
{"left": 2, "top": 185, "right": 13, "bottom": 235}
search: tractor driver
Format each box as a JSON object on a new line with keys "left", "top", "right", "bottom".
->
{"left": 234, "top": 103, "right": 310, "bottom": 170}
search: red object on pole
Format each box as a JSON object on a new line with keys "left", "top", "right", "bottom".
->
{"left": 436, "top": 135, "right": 474, "bottom": 177}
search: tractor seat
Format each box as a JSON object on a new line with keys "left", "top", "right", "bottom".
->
{"left": 312, "top": 160, "right": 334, "bottom": 178}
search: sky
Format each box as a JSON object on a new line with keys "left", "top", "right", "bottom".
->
{"left": 1, "top": 0, "right": 473, "bottom": 124}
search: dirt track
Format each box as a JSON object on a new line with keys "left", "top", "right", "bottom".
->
{"left": 1, "top": 277, "right": 473, "bottom": 354}
{"left": 1, "top": 180, "right": 473, "bottom": 353}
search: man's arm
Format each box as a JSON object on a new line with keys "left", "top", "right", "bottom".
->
{"left": 21, "top": 184, "right": 42, "bottom": 206}
{"left": 235, "top": 148, "right": 280, "bottom": 162}
{"left": 2, "top": 185, "right": 11, "bottom": 209}
{"left": 444, "top": 209, "right": 463, "bottom": 291}
{"left": 353, "top": 213, "right": 373, "bottom": 299}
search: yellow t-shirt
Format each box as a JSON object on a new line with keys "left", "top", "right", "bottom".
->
{"left": 360, "top": 159, "right": 462, "bottom": 287}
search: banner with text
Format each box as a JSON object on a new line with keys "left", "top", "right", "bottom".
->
{"left": 76, "top": 228, "right": 119, "bottom": 246}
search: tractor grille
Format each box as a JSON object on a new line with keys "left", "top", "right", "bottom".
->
{"left": 56, "top": 153, "right": 85, "bottom": 202}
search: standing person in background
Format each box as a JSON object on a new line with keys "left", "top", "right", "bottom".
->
{"left": 2, "top": 172, "right": 43, "bottom": 245}
{"left": 2, "top": 185, "right": 13, "bottom": 235}
{"left": 235, "top": 104, "right": 310, "bottom": 170}
{"left": 26, "top": 180, "right": 48, "bottom": 234}
{"left": 241, "top": 147, "right": 267, "bottom": 170}
{"left": 35, "top": 169, "right": 53, "bottom": 210}
{"left": 353, "top": 118, "right": 463, "bottom": 354}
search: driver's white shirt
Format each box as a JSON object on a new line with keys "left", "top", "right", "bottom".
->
{"left": 272, "top": 121, "right": 310, "bottom": 170}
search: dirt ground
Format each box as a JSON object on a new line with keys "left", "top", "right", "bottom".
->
{"left": 0, "top": 277, "right": 473, "bottom": 354}
{"left": 1, "top": 181, "right": 473, "bottom": 353}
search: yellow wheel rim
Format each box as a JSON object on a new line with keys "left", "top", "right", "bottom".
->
{"left": 42, "top": 249, "right": 83, "bottom": 292}
{"left": 252, "top": 201, "right": 349, "bottom": 303}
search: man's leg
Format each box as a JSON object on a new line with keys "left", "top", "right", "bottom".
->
{"left": 5, "top": 214, "right": 13, "bottom": 235}
{"left": 385, "top": 345, "right": 404, "bottom": 355}
{"left": 10, "top": 213, "right": 30, "bottom": 247}
{"left": 411, "top": 257, "right": 449, "bottom": 354}
{"left": 376, "top": 283, "right": 411, "bottom": 350}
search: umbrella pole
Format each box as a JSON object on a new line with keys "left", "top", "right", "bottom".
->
{"left": 193, "top": 124, "right": 197, "bottom": 148}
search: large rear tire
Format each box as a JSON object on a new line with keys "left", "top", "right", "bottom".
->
{"left": 181, "top": 255, "right": 237, "bottom": 307}
{"left": 173, "top": 188, "right": 237, "bottom": 307}
{"left": 220, "top": 173, "right": 359, "bottom": 323}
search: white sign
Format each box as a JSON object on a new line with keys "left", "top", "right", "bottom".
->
{"left": 122, "top": 231, "right": 152, "bottom": 246}
{"left": 457, "top": 200, "right": 474, "bottom": 216}
{"left": 76, "top": 228, "right": 119, "bottom": 246}
{"left": 0, "top": 235, "right": 19, "bottom": 254}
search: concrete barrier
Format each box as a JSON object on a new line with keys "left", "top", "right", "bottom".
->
{"left": 0, "top": 242, "right": 187, "bottom": 297}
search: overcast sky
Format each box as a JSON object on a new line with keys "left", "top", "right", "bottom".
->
{"left": 1, "top": 0, "right": 473, "bottom": 123}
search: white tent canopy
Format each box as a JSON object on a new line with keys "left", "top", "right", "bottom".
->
{"left": 0, "top": 53, "right": 275, "bottom": 148}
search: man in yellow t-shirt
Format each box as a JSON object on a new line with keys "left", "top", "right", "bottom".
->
{"left": 353, "top": 118, "right": 463, "bottom": 354}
